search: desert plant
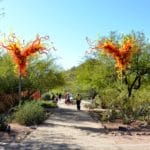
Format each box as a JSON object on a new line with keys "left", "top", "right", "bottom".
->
{"left": 13, "top": 101, "right": 46, "bottom": 126}
{"left": 41, "top": 92, "right": 52, "bottom": 101}
{"left": 38, "top": 100, "right": 57, "bottom": 108}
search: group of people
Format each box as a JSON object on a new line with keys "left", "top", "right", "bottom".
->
{"left": 51, "top": 93, "right": 62, "bottom": 102}
{"left": 64, "top": 92, "right": 82, "bottom": 110}
{"left": 64, "top": 92, "right": 72, "bottom": 104}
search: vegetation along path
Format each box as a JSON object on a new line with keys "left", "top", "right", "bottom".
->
{"left": 1, "top": 100, "right": 150, "bottom": 150}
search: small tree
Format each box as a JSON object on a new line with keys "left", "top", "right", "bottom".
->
{"left": 95, "top": 34, "right": 139, "bottom": 79}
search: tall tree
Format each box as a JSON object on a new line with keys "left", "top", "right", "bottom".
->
{"left": 94, "top": 31, "right": 150, "bottom": 98}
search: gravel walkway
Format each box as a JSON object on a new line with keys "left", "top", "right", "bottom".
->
{"left": 0, "top": 100, "right": 150, "bottom": 150}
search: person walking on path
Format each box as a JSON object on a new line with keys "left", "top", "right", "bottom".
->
{"left": 75, "top": 93, "right": 82, "bottom": 110}
{"left": 65, "top": 92, "right": 71, "bottom": 104}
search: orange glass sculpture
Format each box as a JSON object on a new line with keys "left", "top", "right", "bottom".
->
{"left": 0, "top": 34, "right": 49, "bottom": 76}
{"left": 95, "top": 37, "right": 138, "bottom": 78}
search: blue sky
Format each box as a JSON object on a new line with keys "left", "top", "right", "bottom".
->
{"left": 0, "top": 0, "right": 150, "bottom": 69}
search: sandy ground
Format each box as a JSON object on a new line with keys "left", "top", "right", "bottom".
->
{"left": 0, "top": 99, "right": 150, "bottom": 150}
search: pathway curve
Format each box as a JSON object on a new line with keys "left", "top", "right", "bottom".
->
{"left": 1, "top": 100, "right": 150, "bottom": 150}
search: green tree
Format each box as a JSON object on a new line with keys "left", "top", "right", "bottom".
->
{"left": 123, "top": 32, "right": 150, "bottom": 97}
{"left": 0, "top": 54, "right": 18, "bottom": 94}
{"left": 24, "top": 54, "right": 65, "bottom": 93}
{"left": 92, "top": 31, "right": 150, "bottom": 122}
{"left": 93, "top": 31, "right": 150, "bottom": 97}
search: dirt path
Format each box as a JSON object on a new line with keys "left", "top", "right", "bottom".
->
{"left": 1, "top": 100, "right": 150, "bottom": 150}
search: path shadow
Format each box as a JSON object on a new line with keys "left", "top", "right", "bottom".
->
{"left": 46, "top": 107, "right": 96, "bottom": 124}
{"left": 0, "top": 141, "right": 81, "bottom": 150}
{"left": 42, "top": 121, "right": 150, "bottom": 136}
{"left": 42, "top": 121, "right": 104, "bottom": 133}
{"left": 0, "top": 129, "right": 28, "bottom": 143}
{"left": 0, "top": 132, "right": 16, "bottom": 142}
{"left": 45, "top": 107, "right": 150, "bottom": 135}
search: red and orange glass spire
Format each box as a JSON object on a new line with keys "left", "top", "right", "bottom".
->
{"left": 95, "top": 36, "right": 139, "bottom": 78}
{"left": 0, "top": 34, "right": 49, "bottom": 76}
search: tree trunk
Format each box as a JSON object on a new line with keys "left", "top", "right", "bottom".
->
{"left": 18, "top": 71, "right": 22, "bottom": 105}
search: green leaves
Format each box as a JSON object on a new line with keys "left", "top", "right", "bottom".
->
{"left": 21, "top": 55, "right": 65, "bottom": 93}
{"left": 13, "top": 101, "right": 45, "bottom": 125}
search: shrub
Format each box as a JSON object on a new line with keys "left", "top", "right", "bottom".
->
{"left": 41, "top": 92, "right": 51, "bottom": 101}
{"left": 98, "top": 111, "right": 110, "bottom": 122}
{"left": 38, "top": 100, "right": 57, "bottom": 108}
{"left": 84, "top": 103, "right": 93, "bottom": 109}
{"left": 13, "top": 101, "right": 45, "bottom": 126}
{"left": 109, "top": 109, "right": 122, "bottom": 121}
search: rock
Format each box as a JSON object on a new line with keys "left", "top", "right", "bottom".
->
{"left": 118, "top": 126, "right": 128, "bottom": 132}
{"left": 139, "top": 123, "right": 146, "bottom": 128}
{"left": 127, "top": 132, "right": 132, "bottom": 136}
{"left": 120, "top": 131, "right": 125, "bottom": 135}
{"left": 30, "top": 126, "right": 37, "bottom": 129}
{"left": 142, "top": 132, "right": 146, "bottom": 135}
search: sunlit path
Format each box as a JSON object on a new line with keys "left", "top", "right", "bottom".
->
{"left": 1, "top": 99, "right": 150, "bottom": 150}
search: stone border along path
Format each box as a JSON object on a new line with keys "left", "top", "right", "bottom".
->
{"left": 0, "top": 99, "right": 150, "bottom": 150}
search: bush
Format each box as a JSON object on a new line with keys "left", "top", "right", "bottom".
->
{"left": 98, "top": 83, "right": 150, "bottom": 123}
{"left": 100, "top": 111, "right": 110, "bottom": 122}
{"left": 109, "top": 109, "right": 122, "bottom": 121}
{"left": 38, "top": 100, "right": 57, "bottom": 108}
{"left": 13, "top": 101, "right": 46, "bottom": 126}
{"left": 41, "top": 92, "right": 51, "bottom": 101}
